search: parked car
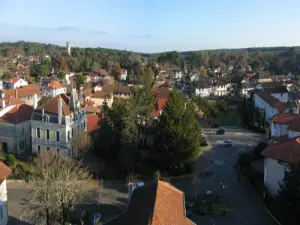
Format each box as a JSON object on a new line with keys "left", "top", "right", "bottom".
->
{"left": 216, "top": 128, "right": 225, "bottom": 135}
{"left": 222, "top": 140, "right": 232, "bottom": 147}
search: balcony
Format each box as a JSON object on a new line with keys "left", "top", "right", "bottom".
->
{"left": 32, "top": 138, "right": 68, "bottom": 148}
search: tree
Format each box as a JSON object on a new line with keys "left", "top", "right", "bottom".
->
{"left": 71, "top": 131, "right": 92, "bottom": 158}
{"left": 23, "top": 151, "right": 92, "bottom": 225}
{"left": 275, "top": 163, "right": 300, "bottom": 225}
{"left": 75, "top": 74, "right": 85, "bottom": 89}
{"left": 111, "top": 62, "right": 122, "bottom": 80}
{"left": 57, "top": 71, "right": 66, "bottom": 80}
{"left": 1, "top": 71, "right": 13, "bottom": 80}
{"left": 68, "top": 57, "right": 79, "bottom": 72}
{"left": 145, "top": 66, "right": 154, "bottom": 84}
{"left": 155, "top": 90, "right": 203, "bottom": 169}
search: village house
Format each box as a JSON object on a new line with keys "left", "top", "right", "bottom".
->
{"left": 0, "top": 162, "right": 12, "bottom": 225}
{"left": 42, "top": 80, "right": 67, "bottom": 97}
{"left": 253, "top": 90, "right": 288, "bottom": 121}
{"left": 104, "top": 180, "right": 195, "bottom": 225}
{"left": 2, "top": 84, "right": 41, "bottom": 106}
{"left": 211, "top": 78, "right": 228, "bottom": 96}
{"left": 5, "top": 77, "right": 28, "bottom": 89}
{"left": 0, "top": 99, "right": 34, "bottom": 154}
{"left": 150, "top": 87, "right": 171, "bottom": 119}
{"left": 120, "top": 69, "right": 128, "bottom": 81}
{"left": 194, "top": 82, "right": 211, "bottom": 97}
{"left": 90, "top": 91, "right": 114, "bottom": 108}
{"left": 31, "top": 89, "right": 87, "bottom": 158}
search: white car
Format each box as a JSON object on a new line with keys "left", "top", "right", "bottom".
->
{"left": 222, "top": 140, "right": 232, "bottom": 147}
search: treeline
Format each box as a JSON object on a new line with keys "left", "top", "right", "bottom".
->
{"left": 1, "top": 41, "right": 300, "bottom": 76}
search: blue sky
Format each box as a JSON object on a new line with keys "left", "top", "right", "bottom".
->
{"left": 0, "top": 0, "right": 300, "bottom": 53}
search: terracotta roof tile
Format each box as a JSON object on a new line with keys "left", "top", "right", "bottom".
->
{"left": 0, "top": 162, "right": 11, "bottom": 184}
{"left": 105, "top": 181, "right": 195, "bottom": 225}
{"left": 91, "top": 91, "right": 110, "bottom": 99}
{"left": 87, "top": 114, "right": 100, "bottom": 133}
{"left": 3, "top": 84, "right": 41, "bottom": 98}
{"left": 270, "top": 135, "right": 289, "bottom": 143}
{"left": 38, "top": 94, "right": 72, "bottom": 116}
{"left": 47, "top": 80, "right": 65, "bottom": 89}
{"left": 261, "top": 137, "right": 300, "bottom": 163}
{"left": 270, "top": 113, "right": 300, "bottom": 125}
{"left": 8, "top": 77, "right": 21, "bottom": 84}
{"left": 0, "top": 95, "right": 25, "bottom": 108}
{"left": 0, "top": 104, "right": 34, "bottom": 124}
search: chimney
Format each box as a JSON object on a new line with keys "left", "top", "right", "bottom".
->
{"left": 58, "top": 96, "right": 62, "bottom": 124}
{"left": 2, "top": 99, "right": 5, "bottom": 109}
{"left": 33, "top": 93, "right": 38, "bottom": 109}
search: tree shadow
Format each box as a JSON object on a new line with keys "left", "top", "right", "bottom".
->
{"left": 8, "top": 216, "right": 32, "bottom": 225}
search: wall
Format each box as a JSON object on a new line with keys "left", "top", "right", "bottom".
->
{"left": 288, "top": 130, "right": 300, "bottom": 138}
{"left": 43, "top": 88, "right": 66, "bottom": 98}
{"left": 254, "top": 94, "right": 279, "bottom": 121}
{"left": 195, "top": 88, "right": 211, "bottom": 97}
{"left": 90, "top": 95, "right": 113, "bottom": 108}
{"left": 264, "top": 158, "right": 286, "bottom": 195}
{"left": 0, "top": 121, "right": 31, "bottom": 155}
{"left": 271, "top": 93, "right": 289, "bottom": 103}
{"left": 0, "top": 179, "right": 8, "bottom": 225}
{"left": 271, "top": 123, "right": 289, "bottom": 137}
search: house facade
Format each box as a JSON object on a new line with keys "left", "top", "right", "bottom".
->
{"left": 120, "top": 69, "right": 128, "bottom": 81}
{"left": 42, "top": 80, "right": 67, "bottom": 97}
{"left": 0, "top": 162, "right": 11, "bottom": 225}
{"left": 31, "top": 90, "right": 87, "bottom": 158}
{"left": 6, "top": 77, "right": 28, "bottom": 89}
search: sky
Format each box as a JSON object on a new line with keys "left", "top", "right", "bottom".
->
{"left": 0, "top": 0, "right": 300, "bottom": 53}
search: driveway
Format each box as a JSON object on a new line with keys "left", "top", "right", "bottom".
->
{"left": 173, "top": 125, "right": 268, "bottom": 225}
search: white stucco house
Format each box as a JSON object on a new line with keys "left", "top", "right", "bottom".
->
{"left": 31, "top": 89, "right": 87, "bottom": 158}
{"left": 240, "top": 83, "right": 255, "bottom": 98}
{"left": 0, "top": 162, "right": 12, "bottom": 225}
{"left": 120, "top": 69, "right": 128, "bottom": 81}
{"left": 195, "top": 83, "right": 211, "bottom": 97}
{"left": 174, "top": 71, "right": 182, "bottom": 79}
{"left": 6, "top": 77, "right": 28, "bottom": 89}
{"left": 42, "top": 80, "right": 66, "bottom": 98}
{"left": 190, "top": 73, "right": 199, "bottom": 82}
{"left": 253, "top": 91, "right": 287, "bottom": 121}
{"left": 261, "top": 112, "right": 300, "bottom": 195}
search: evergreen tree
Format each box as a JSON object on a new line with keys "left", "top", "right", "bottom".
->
{"left": 155, "top": 90, "right": 203, "bottom": 169}
{"left": 275, "top": 163, "right": 300, "bottom": 225}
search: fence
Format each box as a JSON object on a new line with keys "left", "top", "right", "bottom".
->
{"left": 240, "top": 175, "right": 282, "bottom": 225}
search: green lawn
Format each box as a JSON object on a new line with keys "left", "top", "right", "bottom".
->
{"left": 217, "top": 112, "right": 241, "bottom": 126}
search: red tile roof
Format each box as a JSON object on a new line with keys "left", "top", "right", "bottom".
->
{"left": 0, "top": 162, "right": 11, "bottom": 184}
{"left": 47, "top": 80, "right": 65, "bottom": 89}
{"left": 39, "top": 94, "right": 72, "bottom": 116}
{"left": 261, "top": 137, "right": 300, "bottom": 163}
{"left": 97, "top": 69, "right": 108, "bottom": 76}
{"left": 105, "top": 180, "right": 195, "bottom": 225}
{"left": 3, "top": 84, "right": 41, "bottom": 98}
{"left": 8, "top": 77, "right": 21, "bottom": 84}
{"left": 270, "top": 113, "right": 300, "bottom": 125}
{"left": 0, "top": 95, "right": 25, "bottom": 109}
{"left": 0, "top": 104, "right": 34, "bottom": 124}
{"left": 87, "top": 114, "right": 100, "bottom": 133}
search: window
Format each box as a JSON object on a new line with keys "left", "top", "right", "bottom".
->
{"left": 22, "top": 128, "right": 25, "bottom": 135}
{"left": 68, "top": 131, "right": 71, "bottom": 140}
{"left": 0, "top": 205, "right": 2, "bottom": 219}
{"left": 37, "top": 128, "right": 40, "bottom": 138}
{"left": 38, "top": 145, "right": 41, "bottom": 154}
{"left": 47, "top": 147, "right": 50, "bottom": 151}
{"left": 56, "top": 131, "right": 60, "bottom": 142}
{"left": 46, "top": 129, "right": 49, "bottom": 140}
{"left": 68, "top": 148, "right": 71, "bottom": 156}
{"left": 57, "top": 149, "right": 60, "bottom": 154}
{"left": 72, "top": 128, "right": 74, "bottom": 137}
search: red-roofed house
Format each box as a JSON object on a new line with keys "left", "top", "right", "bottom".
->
{"left": 42, "top": 80, "right": 66, "bottom": 97}
{"left": 6, "top": 77, "right": 28, "bottom": 89}
{"left": 150, "top": 87, "right": 171, "bottom": 119}
{"left": 253, "top": 90, "right": 288, "bottom": 121}
{"left": 86, "top": 114, "right": 100, "bottom": 134}
{"left": 0, "top": 162, "right": 12, "bottom": 225}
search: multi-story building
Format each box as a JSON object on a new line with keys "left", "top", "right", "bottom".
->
{"left": 31, "top": 89, "right": 87, "bottom": 157}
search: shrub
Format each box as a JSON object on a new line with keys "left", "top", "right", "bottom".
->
{"left": 253, "top": 142, "right": 268, "bottom": 159}
{"left": 5, "top": 154, "right": 16, "bottom": 167}
{"left": 237, "top": 153, "right": 252, "bottom": 168}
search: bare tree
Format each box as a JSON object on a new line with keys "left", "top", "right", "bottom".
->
{"left": 72, "top": 131, "right": 92, "bottom": 158}
{"left": 23, "top": 151, "right": 93, "bottom": 225}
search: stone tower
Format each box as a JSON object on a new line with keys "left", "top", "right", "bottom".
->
{"left": 66, "top": 41, "right": 71, "bottom": 55}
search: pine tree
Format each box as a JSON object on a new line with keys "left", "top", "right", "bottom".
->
{"left": 155, "top": 90, "right": 203, "bottom": 169}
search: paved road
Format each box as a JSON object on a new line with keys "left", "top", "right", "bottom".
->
{"left": 175, "top": 125, "right": 268, "bottom": 225}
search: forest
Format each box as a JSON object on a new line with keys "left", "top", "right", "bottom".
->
{"left": 1, "top": 41, "right": 300, "bottom": 76}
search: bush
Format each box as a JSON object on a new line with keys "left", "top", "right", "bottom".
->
{"left": 5, "top": 154, "right": 16, "bottom": 167}
{"left": 237, "top": 153, "right": 252, "bottom": 168}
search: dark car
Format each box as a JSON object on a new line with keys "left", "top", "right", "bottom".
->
{"left": 216, "top": 128, "right": 225, "bottom": 135}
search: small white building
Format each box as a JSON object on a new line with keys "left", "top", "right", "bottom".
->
{"left": 0, "top": 162, "right": 11, "bottom": 225}
{"left": 253, "top": 91, "right": 287, "bottom": 121}
{"left": 6, "top": 77, "right": 28, "bottom": 89}
{"left": 31, "top": 89, "right": 87, "bottom": 158}
{"left": 195, "top": 83, "right": 211, "bottom": 97}
{"left": 190, "top": 73, "right": 199, "bottom": 82}
{"left": 120, "top": 69, "right": 128, "bottom": 81}
{"left": 42, "top": 80, "right": 66, "bottom": 98}
{"left": 174, "top": 71, "right": 182, "bottom": 79}
{"left": 261, "top": 137, "right": 299, "bottom": 196}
